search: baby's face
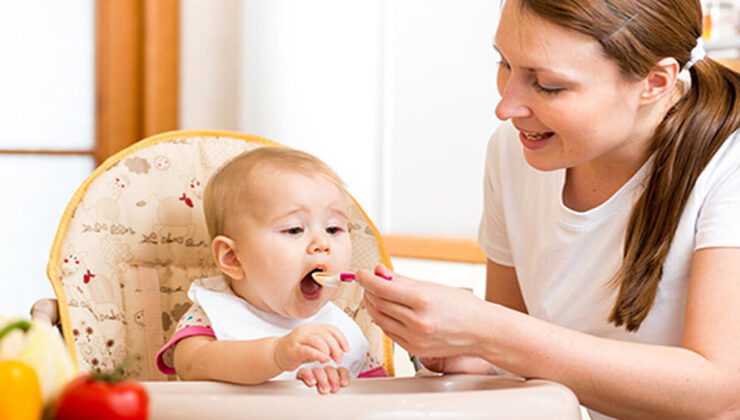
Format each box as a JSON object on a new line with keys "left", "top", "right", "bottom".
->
{"left": 228, "top": 169, "right": 352, "bottom": 319}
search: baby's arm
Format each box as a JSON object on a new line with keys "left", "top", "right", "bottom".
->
{"left": 173, "top": 334, "right": 284, "bottom": 384}
{"left": 172, "top": 323, "right": 349, "bottom": 385}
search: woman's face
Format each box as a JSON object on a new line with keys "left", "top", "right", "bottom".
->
{"left": 494, "top": 1, "right": 650, "bottom": 172}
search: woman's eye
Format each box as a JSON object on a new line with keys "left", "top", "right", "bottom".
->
{"left": 497, "top": 60, "right": 511, "bottom": 70}
{"left": 533, "top": 81, "right": 564, "bottom": 95}
{"left": 326, "top": 226, "right": 344, "bottom": 235}
{"left": 284, "top": 227, "right": 303, "bottom": 235}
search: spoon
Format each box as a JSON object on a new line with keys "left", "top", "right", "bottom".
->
{"left": 311, "top": 272, "right": 392, "bottom": 287}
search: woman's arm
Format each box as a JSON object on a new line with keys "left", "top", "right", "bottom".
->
{"left": 173, "top": 334, "right": 282, "bottom": 384}
{"left": 477, "top": 250, "right": 740, "bottom": 418}
{"left": 359, "top": 248, "right": 740, "bottom": 418}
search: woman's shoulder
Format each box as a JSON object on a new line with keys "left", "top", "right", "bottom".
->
{"left": 696, "top": 128, "right": 740, "bottom": 189}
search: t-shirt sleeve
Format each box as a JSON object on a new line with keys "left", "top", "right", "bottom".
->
{"left": 478, "top": 127, "right": 515, "bottom": 266}
{"left": 156, "top": 303, "right": 216, "bottom": 375}
{"left": 695, "top": 164, "right": 740, "bottom": 249}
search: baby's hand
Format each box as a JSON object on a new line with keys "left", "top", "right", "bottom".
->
{"left": 273, "top": 323, "right": 349, "bottom": 372}
{"left": 297, "top": 366, "right": 350, "bottom": 394}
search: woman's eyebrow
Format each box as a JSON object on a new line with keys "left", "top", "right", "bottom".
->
{"left": 493, "top": 43, "right": 575, "bottom": 80}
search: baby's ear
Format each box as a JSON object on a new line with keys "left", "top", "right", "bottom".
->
{"left": 211, "top": 235, "right": 245, "bottom": 280}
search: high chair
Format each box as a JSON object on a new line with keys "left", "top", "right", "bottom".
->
{"left": 34, "top": 130, "right": 394, "bottom": 381}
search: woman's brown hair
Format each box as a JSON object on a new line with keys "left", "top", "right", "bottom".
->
{"left": 518, "top": 0, "right": 740, "bottom": 331}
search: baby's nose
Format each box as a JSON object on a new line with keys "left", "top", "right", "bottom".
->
{"left": 308, "top": 232, "right": 330, "bottom": 254}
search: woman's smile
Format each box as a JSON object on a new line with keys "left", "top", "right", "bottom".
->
{"left": 516, "top": 126, "right": 555, "bottom": 150}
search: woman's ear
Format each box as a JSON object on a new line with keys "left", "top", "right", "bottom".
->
{"left": 640, "top": 57, "right": 681, "bottom": 104}
{"left": 212, "top": 235, "right": 245, "bottom": 280}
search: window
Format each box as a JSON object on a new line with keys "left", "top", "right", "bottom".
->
{"left": 0, "top": 2, "right": 96, "bottom": 317}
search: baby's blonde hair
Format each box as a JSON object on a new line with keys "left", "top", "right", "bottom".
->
{"left": 203, "top": 146, "right": 345, "bottom": 239}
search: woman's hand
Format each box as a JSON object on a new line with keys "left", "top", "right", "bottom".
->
{"left": 355, "top": 264, "right": 489, "bottom": 358}
{"left": 419, "top": 355, "right": 499, "bottom": 375}
{"left": 296, "top": 366, "right": 349, "bottom": 394}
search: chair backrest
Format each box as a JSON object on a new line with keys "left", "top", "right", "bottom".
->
{"left": 47, "top": 130, "right": 394, "bottom": 380}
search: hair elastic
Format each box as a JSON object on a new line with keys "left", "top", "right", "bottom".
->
{"left": 677, "top": 38, "right": 706, "bottom": 93}
{"left": 600, "top": 13, "right": 638, "bottom": 42}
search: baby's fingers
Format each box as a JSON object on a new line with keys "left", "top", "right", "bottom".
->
{"left": 338, "top": 367, "right": 350, "bottom": 387}
{"left": 326, "top": 325, "right": 350, "bottom": 353}
{"left": 316, "top": 325, "right": 349, "bottom": 363}
{"left": 324, "top": 366, "right": 341, "bottom": 393}
{"left": 296, "top": 367, "right": 316, "bottom": 387}
{"left": 312, "top": 366, "right": 330, "bottom": 394}
{"left": 296, "top": 344, "right": 332, "bottom": 365}
{"left": 305, "top": 328, "right": 345, "bottom": 364}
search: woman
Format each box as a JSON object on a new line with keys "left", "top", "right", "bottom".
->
{"left": 356, "top": 0, "right": 740, "bottom": 418}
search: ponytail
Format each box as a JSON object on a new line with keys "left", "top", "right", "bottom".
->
{"left": 609, "top": 59, "right": 740, "bottom": 331}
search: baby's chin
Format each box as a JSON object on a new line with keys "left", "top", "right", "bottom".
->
{"left": 284, "top": 294, "right": 337, "bottom": 319}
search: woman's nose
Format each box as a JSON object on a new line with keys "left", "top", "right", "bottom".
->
{"left": 308, "top": 232, "right": 330, "bottom": 254}
{"left": 495, "top": 78, "right": 532, "bottom": 121}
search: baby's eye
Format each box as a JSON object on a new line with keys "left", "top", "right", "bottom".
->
{"left": 326, "top": 226, "right": 344, "bottom": 235}
{"left": 283, "top": 227, "right": 304, "bottom": 235}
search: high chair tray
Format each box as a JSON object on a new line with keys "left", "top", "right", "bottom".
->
{"left": 142, "top": 374, "right": 581, "bottom": 419}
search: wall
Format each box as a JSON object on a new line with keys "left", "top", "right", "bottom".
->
{"left": 179, "top": 0, "right": 502, "bottom": 236}
{"left": 179, "top": 2, "right": 501, "bottom": 374}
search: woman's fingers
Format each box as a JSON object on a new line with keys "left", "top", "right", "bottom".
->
{"left": 364, "top": 290, "right": 419, "bottom": 327}
{"left": 374, "top": 263, "right": 395, "bottom": 279}
{"left": 419, "top": 357, "right": 445, "bottom": 372}
{"left": 383, "top": 330, "right": 416, "bottom": 355}
{"left": 363, "top": 294, "right": 410, "bottom": 339}
{"left": 355, "top": 266, "right": 417, "bottom": 308}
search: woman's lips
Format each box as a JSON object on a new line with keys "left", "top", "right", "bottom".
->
{"left": 517, "top": 129, "right": 554, "bottom": 150}
{"left": 521, "top": 131, "right": 553, "bottom": 141}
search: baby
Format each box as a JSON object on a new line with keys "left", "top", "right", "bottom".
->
{"left": 156, "top": 147, "right": 386, "bottom": 393}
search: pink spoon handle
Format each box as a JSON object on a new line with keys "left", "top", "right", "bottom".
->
{"left": 339, "top": 273, "right": 356, "bottom": 282}
{"left": 339, "top": 272, "right": 392, "bottom": 281}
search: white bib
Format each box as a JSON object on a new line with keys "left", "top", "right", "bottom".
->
{"left": 188, "top": 275, "right": 372, "bottom": 380}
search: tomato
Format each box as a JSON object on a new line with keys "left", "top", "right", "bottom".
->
{"left": 55, "top": 373, "right": 148, "bottom": 420}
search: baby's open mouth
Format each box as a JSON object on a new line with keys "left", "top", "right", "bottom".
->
{"left": 300, "top": 268, "right": 324, "bottom": 300}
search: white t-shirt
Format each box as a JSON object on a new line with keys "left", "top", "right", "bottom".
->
{"left": 478, "top": 122, "right": 740, "bottom": 417}
{"left": 188, "top": 275, "right": 376, "bottom": 380}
